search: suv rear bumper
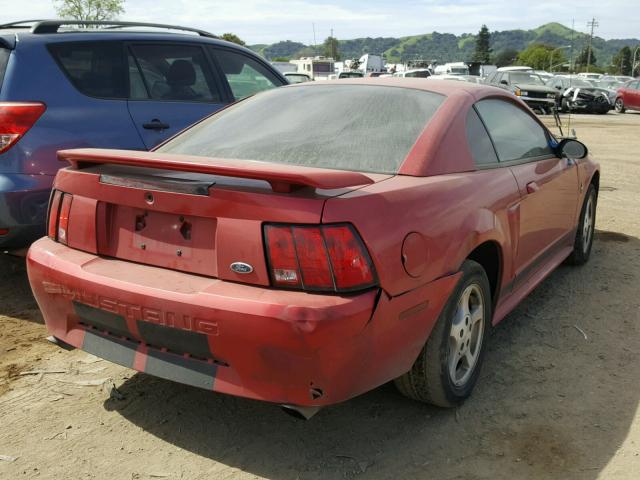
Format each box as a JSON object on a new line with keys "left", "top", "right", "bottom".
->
{"left": 0, "top": 174, "right": 53, "bottom": 249}
{"left": 27, "top": 237, "right": 458, "bottom": 407}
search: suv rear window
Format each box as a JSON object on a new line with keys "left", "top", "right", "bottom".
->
{"left": 0, "top": 47, "right": 10, "bottom": 92}
{"left": 159, "top": 85, "right": 444, "bottom": 174}
{"left": 49, "top": 42, "right": 126, "bottom": 98}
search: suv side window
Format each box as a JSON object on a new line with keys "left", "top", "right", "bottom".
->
{"left": 475, "top": 99, "right": 552, "bottom": 162}
{"left": 211, "top": 48, "right": 282, "bottom": 100}
{"left": 128, "top": 44, "right": 221, "bottom": 102}
{"left": 49, "top": 42, "right": 126, "bottom": 98}
{"left": 466, "top": 108, "right": 498, "bottom": 166}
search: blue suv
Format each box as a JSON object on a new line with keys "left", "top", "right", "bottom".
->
{"left": 0, "top": 20, "right": 286, "bottom": 249}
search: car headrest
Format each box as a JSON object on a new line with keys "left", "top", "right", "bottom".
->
{"left": 167, "top": 60, "right": 196, "bottom": 87}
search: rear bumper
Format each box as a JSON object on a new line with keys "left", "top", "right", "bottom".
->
{"left": 27, "top": 237, "right": 459, "bottom": 407}
{"left": 0, "top": 174, "right": 54, "bottom": 249}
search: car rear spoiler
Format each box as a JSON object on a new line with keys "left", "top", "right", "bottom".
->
{"left": 58, "top": 148, "right": 375, "bottom": 193}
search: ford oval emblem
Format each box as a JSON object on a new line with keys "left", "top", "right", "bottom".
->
{"left": 230, "top": 262, "right": 254, "bottom": 274}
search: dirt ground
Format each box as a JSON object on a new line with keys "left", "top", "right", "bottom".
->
{"left": 1, "top": 112, "right": 639, "bottom": 480}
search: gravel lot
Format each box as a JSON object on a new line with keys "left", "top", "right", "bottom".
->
{"left": 1, "top": 112, "right": 639, "bottom": 480}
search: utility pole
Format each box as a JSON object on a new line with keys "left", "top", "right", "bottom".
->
{"left": 586, "top": 17, "right": 598, "bottom": 72}
{"left": 570, "top": 19, "right": 575, "bottom": 73}
{"left": 330, "top": 28, "right": 336, "bottom": 60}
{"left": 312, "top": 23, "right": 317, "bottom": 56}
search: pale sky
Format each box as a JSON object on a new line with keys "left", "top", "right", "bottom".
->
{"left": 0, "top": 0, "right": 638, "bottom": 44}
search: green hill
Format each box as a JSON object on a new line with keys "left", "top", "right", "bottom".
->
{"left": 249, "top": 22, "right": 639, "bottom": 68}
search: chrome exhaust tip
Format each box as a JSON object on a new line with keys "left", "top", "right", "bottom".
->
{"left": 280, "top": 404, "right": 322, "bottom": 420}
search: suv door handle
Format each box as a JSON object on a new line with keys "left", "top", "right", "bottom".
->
{"left": 142, "top": 119, "right": 170, "bottom": 130}
{"left": 526, "top": 181, "right": 540, "bottom": 194}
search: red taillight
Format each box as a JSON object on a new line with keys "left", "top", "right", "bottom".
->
{"left": 47, "top": 190, "right": 72, "bottom": 244}
{"left": 264, "top": 223, "right": 376, "bottom": 293}
{"left": 292, "top": 227, "right": 334, "bottom": 289}
{"left": 0, "top": 102, "right": 46, "bottom": 154}
{"left": 47, "top": 190, "right": 63, "bottom": 240}
{"left": 264, "top": 225, "right": 301, "bottom": 288}
{"left": 57, "top": 194, "right": 73, "bottom": 245}
{"left": 323, "top": 225, "right": 375, "bottom": 290}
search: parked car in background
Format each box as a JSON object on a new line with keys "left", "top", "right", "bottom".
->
{"left": 0, "top": 19, "right": 286, "bottom": 250}
{"left": 495, "top": 66, "right": 534, "bottom": 72}
{"left": 578, "top": 72, "right": 602, "bottom": 81}
{"left": 534, "top": 70, "right": 554, "bottom": 82}
{"left": 433, "top": 62, "right": 469, "bottom": 76}
{"left": 338, "top": 71, "right": 364, "bottom": 79}
{"left": 601, "top": 75, "right": 634, "bottom": 83}
{"left": 428, "top": 74, "right": 465, "bottom": 81}
{"left": 28, "top": 79, "right": 599, "bottom": 418}
{"left": 284, "top": 72, "right": 312, "bottom": 84}
{"left": 546, "top": 75, "right": 611, "bottom": 114}
{"left": 484, "top": 70, "right": 557, "bottom": 113}
{"left": 614, "top": 80, "right": 640, "bottom": 113}
{"left": 393, "top": 68, "right": 431, "bottom": 78}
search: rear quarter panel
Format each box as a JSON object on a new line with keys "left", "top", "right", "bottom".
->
{"left": 321, "top": 170, "right": 521, "bottom": 298}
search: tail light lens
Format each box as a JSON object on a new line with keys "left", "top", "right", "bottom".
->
{"left": 264, "top": 223, "right": 377, "bottom": 293}
{"left": 0, "top": 102, "right": 46, "bottom": 154}
{"left": 47, "top": 190, "right": 72, "bottom": 244}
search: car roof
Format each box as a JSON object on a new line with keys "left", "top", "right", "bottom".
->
{"left": 2, "top": 23, "right": 254, "bottom": 54}
{"left": 497, "top": 66, "right": 533, "bottom": 72}
{"left": 287, "top": 77, "right": 504, "bottom": 98}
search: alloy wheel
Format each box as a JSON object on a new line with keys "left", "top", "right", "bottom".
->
{"left": 448, "top": 284, "right": 485, "bottom": 387}
{"left": 583, "top": 193, "right": 595, "bottom": 254}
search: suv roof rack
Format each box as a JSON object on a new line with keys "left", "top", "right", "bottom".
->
{"left": 0, "top": 20, "right": 47, "bottom": 30}
{"left": 1, "top": 20, "right": 218, "bottom": 38}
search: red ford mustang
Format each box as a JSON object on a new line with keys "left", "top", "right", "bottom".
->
{"left": 27, "top": 79, "right": 599, "bottom": 419}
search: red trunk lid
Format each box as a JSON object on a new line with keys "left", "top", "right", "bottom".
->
{"left": 53, "top": 149, "right": 389, "bottom": 287}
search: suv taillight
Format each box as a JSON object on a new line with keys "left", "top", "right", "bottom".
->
{"left": 47, "top": 190, "right": 72, "bottom": 244}
{"left": 264, "top": 223, "right": 377, "bottom": 293}
{"left": 0, "top": 102, "right": 46, "bottom": 154}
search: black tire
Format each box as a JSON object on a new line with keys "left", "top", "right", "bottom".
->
{"left": 566, "top": 183, "right": 597, "bottom": 266}
{"left": 560, "top": 97, "right": 569, "bottom": 113}
{"left": 394, "top": 260, "right": 492, "bottom": 407}
{"left": 614, "top": 98, "right": 625, "bottom": 113}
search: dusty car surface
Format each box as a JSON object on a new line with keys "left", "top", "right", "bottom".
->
{"left": 27, "top": 79, "right": 599, "bottom": 418}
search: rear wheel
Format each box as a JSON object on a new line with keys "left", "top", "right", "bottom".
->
{"left": 566, "top": 184, "right": 597, "bottom": 266}
{"left": 615, "top": 98, "right": 626, "bottom": 113}
{"left": 394, "top": 260, "right": 491, "bottom": 407}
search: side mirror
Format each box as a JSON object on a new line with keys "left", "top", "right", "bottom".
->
{"left": 556, "top": 138, "right": 588, "bottom": 159}
{"left": 500, "top": 79, "right": 508, "bottom": 85}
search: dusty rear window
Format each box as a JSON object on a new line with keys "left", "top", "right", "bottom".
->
{"left": 158, "top": 85, "right": 444, "bottom": 174}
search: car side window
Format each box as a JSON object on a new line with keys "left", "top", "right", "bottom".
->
{"left": 128, "top": 44, "right": 221, "bottom": 102}
{"left": 475, "top": 99, "right": 553, "bottom": 162}
{"left": 210, "top": 48, "right": 282, "bottom": 100}
{"left": 48, "top": 42, "right": 126, "bottom": 98}
{"left": 466, "top": 108, "right": 498, "bottom": 166}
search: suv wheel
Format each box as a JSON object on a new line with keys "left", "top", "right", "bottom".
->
{"left": 614, "top": 98, "right": 625, "bottom": 113}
